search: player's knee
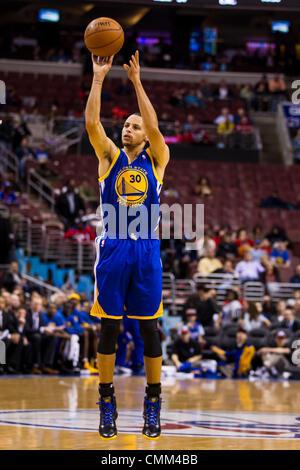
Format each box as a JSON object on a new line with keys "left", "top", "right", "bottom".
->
{"left": 97, "top": 318, "right": 121, "bottom": 355}
{"left": 139, "top": 319, "right": 162, "bottom": 358}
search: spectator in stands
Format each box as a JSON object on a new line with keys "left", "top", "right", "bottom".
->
{"left": 216, "top": 289, "right": 243, "bottom": 326}
{"left": 9, "top": 305, "right": 32, "bottom": 373}
{"left": 53, "top": 48, "right": 70, "bottom": 63}
{"left": 184, "top": 285, "right": 218, "bottom": 327}
{"left": 266, "top": 225, "right": 289, "bottom": 246}
{"left": 235, "top": 116, "right": 254, "bottom": 135}
{"left": 26, "top": 296, "right": 58, "bottom": 374}
{"left": 268, "top": 73, "right": 286, "bottom": 94}
{"left": 241, "top": 301, "right": 271, "bottom": 331}
{"left": 0, "top": 182, "right": 18, "bottom": 205}
{"left": 214, "top": 80, "right": 233, "bottom": 101}
{"left": 214, "top": 107, "right": 234, "bottom": 125}
{"left": 260, "top": 257, "right": 281, "bottom": 286}
{"left": 182, "top": 114, "right": 197, "bottom": 134}
{"left": 35, "top": 142, "right": 49, "bottom": 163}
{"left": 234, "top": 107, "right": 247, "bottom": 125}
{"left": 218, "top": 56, "right": 229, "bottom": 72}
{"left": 169, "top": 88, "right": 185, "bottom": 107}
{"left": 252, "top": 224, "right": 264, "bottom": 241}
{"left": 12, "top": 114, "right": 31, "bottom": 150}
{"left": 194, "top": 176, "right": 212, "bottom": 198}
{"left": 214, "top": 259, "right": 235, "bottom": 277}
{"left": 262, "top": 294, "right": 277, "bottom": 319}
{"left": 171, "top": 325, "right": 202, "bottom": 372}
{"left": 78, "top": 180, "right": 98, "bottom": 205}
{"left": 184, "top": 90, "right": 199, "bottom": 108}
{"left": 0, "top": 296, "right": 23, "bottom": 374}
{"left": 5, "top": 171, "right": 21, "bottom": 194}
{"left": 196, "top": 233, "right": 216, "bottom": 258}
{"left": 212, "top": 327, "right": 255, "bottom": 378}
{"left": 177, "top": 308, "right": 205, "bottom": 346}
{"left": 240, "top": 84, "right": 254, "bottom": 103}
{"left": 217, "top": 116, "right": 235, "bottom": 148}
{"left": 235, "top": 228, "right": 254, "bottom": 257}
{"left": 234, "top": 251, "right": 265, "bottom": 283}
{"left": 260, "top": 190, "right": 287, "bottom": 209}
{"left": 292, "top": 129, "right": 300, "bottom": 163}
{"left": 64, "top": 219, "right": 95, "bottom": 243}
{"left": 274, "top": 300, "right": 287, "bottom": 325}
{"left": 0, "top": 115, "right": 14, "bottom": 149}
{"left": 198, "top": 79, "right": 213, "bottom": 100}
{"left": 216, "top": 233, "right": 238, "bottom": 260}
{"left": 259, "top": 237, "right": 272, "bottom": 256}
{"left": 15, "top": 137, "right": 36, "bottom": 178}
{"left": 270, "top": 240, "right": 290, "bottom": 268}
{"left": 256, "top": 330, "right": 291, "bottom": 374}
{"left": 290, "top": 265, "right": 300, "bottom": 284}
{"left": 55, "top": 180, "right": 86, "bottom": 230}
{"left": 198, "top": 247, "right": 223, "bottom": 275}
{"left": 67, "top": 294, "right": 98, "bottom": 373}
{"left": 2, "top": 261, "right": 24, "bottom": 293}
{"left": 286, "top": 289, "right": 300, "bottom": 308}
{"left": 201, "top": 56, "right": 216, "bottom": 72}
{"left": 250, "top": 239, "right": 268, "bottom": 263}
{"left": 280, "top": 306, "right": 300, "bottom": 333}
{"left": 253, "top": 74, "right": 270, "bottom": 111}
{"left": 268, "top": 73, "right": 287, "bottom": 112}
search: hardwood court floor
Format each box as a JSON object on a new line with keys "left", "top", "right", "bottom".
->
{"left": 0, "top": 375, "right": 300, "bottom": 450}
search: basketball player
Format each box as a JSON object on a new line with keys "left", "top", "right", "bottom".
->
{"left": 85, "top": 50, "right": 169, "bottom": 440}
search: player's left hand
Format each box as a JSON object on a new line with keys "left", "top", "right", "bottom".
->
{"left": 123, "top": 50, "right": 140, "bottom": 84}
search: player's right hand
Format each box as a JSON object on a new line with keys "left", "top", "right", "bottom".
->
{"left": 92, "top": 54, "right": 114, "bottom": 77}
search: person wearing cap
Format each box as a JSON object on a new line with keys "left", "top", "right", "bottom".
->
{"left": 171, "top": 326, "right": 202, "bottom": 372}
{"left": 212, "top": 327, "right": 255, "bottom": 378}
{"left": 256, "top": 330, "right": 292, "bottom": 374}
{"left": 177, "top": 308, "right": 205, "bottom": 345}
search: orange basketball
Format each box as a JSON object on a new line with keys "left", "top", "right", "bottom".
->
{"left": 84, "top": 17, "right": 124, "bottom": 57}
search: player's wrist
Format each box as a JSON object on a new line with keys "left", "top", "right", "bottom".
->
{"left": 93, "top": 73, "right": 104, "bottom": 83}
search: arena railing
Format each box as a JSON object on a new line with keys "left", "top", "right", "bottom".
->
{"left": 277, "top": 102, "right": 294, "bottom": 166}
{"left": 22, "top": 273, "right": 61, "bottom": 299}
{"left": 0, "top": 59, "right": 283, "bottom": 85}
{"left": 0, "top": 142, "right": 19, "bottom": 182}
{"left": 26, "top": 168, "right": 55, "bottom": 209}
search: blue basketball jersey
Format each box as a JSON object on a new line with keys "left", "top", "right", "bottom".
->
{"left": 98, "top": 147, "right": 162, "bottom": 239}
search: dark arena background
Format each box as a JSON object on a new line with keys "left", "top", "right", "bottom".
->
{"left": 1, "top": 0, "right": 300, "bottom": 453}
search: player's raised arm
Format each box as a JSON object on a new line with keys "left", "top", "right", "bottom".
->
{"left": 85, "top": 54, "right": 118, "bottom": 169}
{"left": 123, "top": 51, "right": 170, "bottom": 178}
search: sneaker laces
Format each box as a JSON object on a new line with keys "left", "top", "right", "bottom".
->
{"left": 96, "top": 398, "right": 115, "bottom": 426}
{"left": 145, "top": 398, "right": 160, "bottom": 426}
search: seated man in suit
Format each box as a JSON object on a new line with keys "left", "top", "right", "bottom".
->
{"left": 26, "top": 296, "right": 58, "bottom": 374}
{"left": 0, "top": 295, "right": 23, "bottom": 374}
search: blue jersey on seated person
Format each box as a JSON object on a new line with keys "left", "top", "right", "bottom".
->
{"left": 270, "top": 248, "right": 290, "bottom": 265}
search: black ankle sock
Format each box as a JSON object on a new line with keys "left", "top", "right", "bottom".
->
{"left": 99, "top": 383, "right": 114, "bottom": 397}
{"left": 146, "top": 382, "right": 161, "bottom": 398}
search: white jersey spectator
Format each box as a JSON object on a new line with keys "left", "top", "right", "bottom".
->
{"left": 234, "top": 252, "right": 265, "bottom": 282}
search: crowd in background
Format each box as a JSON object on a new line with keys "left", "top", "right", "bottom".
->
{"left": 1, "top": 257, "right": 300, "bottom": 381}
{"left": 1, "top": 29, "right": 299, "bottom": 76}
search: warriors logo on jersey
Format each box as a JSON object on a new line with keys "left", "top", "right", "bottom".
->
{"left": 115, "top": 166, "right": 148, "bottom": 207}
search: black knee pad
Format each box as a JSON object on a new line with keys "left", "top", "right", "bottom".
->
{"left": 97, "top": 318, "right": 121, "bottom": 355}
{"left": 138, "top": 319, "right": 162, "bottom": 358}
